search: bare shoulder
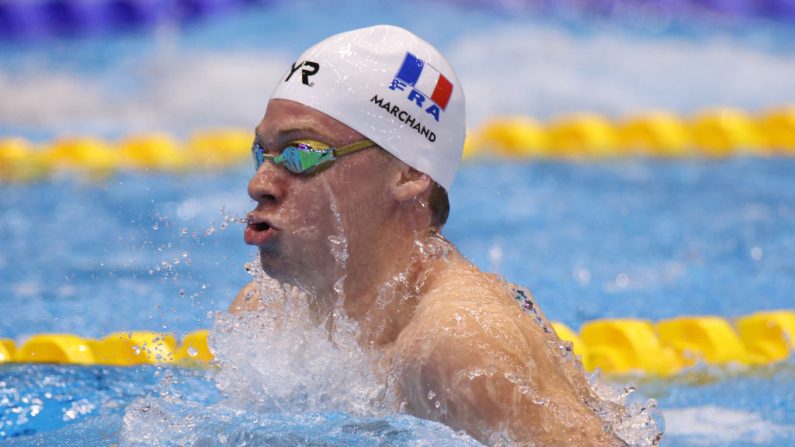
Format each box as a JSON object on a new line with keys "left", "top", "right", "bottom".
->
{"left": 398, "top": 268, "right": 547, "bottom": 361}
{"left": 228, "top": 281, "right": 262, "bottom": 314}
{"left": 392, "top": 267, "right": 623, "bottom": 445}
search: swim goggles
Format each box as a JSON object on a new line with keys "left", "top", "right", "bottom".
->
{"left": 251, "top": 138, "right": 375, "bottom": 175}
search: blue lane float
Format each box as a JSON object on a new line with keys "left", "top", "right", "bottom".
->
{"left": 0, "top": 0, "right": 265, "bottom": 39}
{"left": 2, "top": 0, "right": 794, "bottom": 40}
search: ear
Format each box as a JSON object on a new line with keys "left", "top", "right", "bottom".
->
{"left": 389, "top": 165, "right": 432, "bottom": 203}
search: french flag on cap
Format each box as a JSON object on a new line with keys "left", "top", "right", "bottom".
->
{"left": 395, "top": 52, "right": 453, "bottom": 110}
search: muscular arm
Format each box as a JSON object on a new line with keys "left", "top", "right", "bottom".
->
{"left": 395, "top": 293, "right": 623, "bottom": 446}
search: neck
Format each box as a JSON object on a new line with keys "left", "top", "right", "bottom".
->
{"left": 318, "top": 225, "right": 450, "bottom": 347}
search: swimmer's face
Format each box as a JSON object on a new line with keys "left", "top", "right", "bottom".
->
{"left": 246, "top": 99, "right": 398, "bottom": 291}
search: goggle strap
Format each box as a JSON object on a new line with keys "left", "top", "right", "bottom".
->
{"left": 333, "top": 139, "right": 375, "bottom": 157}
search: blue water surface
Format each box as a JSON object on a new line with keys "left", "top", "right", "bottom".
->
{"left": 2, "top": 158, "right": 795, "bottom": 445}
{"left": 3, "top": 158, "right": 794, "bottom": 338}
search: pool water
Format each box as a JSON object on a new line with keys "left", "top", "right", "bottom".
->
{"left": 2, "top": 159, "right": 794, "bottom": 445}
{"left": 2, "top": 0, "right": 795, "bottom": 444}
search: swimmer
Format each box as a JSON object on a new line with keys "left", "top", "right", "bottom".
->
{"left": 230, "top": 25, "right": 627, "bottom": 445}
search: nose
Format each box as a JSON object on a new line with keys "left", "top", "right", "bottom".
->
{"left": 247, "top": 163, "right": 286, "bottom": 205}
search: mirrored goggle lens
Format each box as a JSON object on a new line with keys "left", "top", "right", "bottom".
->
{"left": 251, "top": 142, "right": 334, "bottom": 175}
{"left": 275, "top": 144, "right": 334, "bottom": 174}
{"left": 252, "top": 142, "right": 266, "bottom": 170}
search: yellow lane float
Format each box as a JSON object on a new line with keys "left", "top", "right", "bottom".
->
{"left": 94, "top": 332, "right": 177, "bottom": 366}
{"left": 3, "top": 106, "right": 795, "bottom": 181}
{"left": 757, "top": 107, "right": 795, "bottom": 152}
{"left": 17, "top": 334, "right": 95, "bottom": 365}
{"left": 581, "top": 319, "right": 682, "bottom": 376}
{"left": 45, "top": 137, "right": 117, "bottom": 175}
{"left": 0, "top": 339, "right": 16, "bottom": 363}
{"left": 546, "top": 113, "right": 618, "bottom": 157}
{"left": 477, "top": 116, "right": 548, "bottom": 158}
{"left": 656, "top": 316, "right": 752, "bottom": 366}
{"left": 689, "top": 108, "right": 761, "bottom": 157}
{"left": 175, "top": 329, "right": 214, "bottom": 363}
{"left": 118, "top": 133, "right": 187, "bottom": 171}
{"left": 0, "top": 138, "right": 49, "bottom": 181}
{"left": 736, "top": 310, "right": 795, "bottom": 363}
{"left": 188, "top": 129, "right": 253, "bottom": 169}
{"left": 616, "top": 111, "right": 691, "bottom": 157}
{"left": 2, "top": 310, "right": 794, "bottom": 375}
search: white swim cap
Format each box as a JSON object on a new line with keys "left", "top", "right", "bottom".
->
{"left": 270, "top": 25, "right": 466, "bottom": 191}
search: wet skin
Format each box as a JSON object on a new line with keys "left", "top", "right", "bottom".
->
{"left": 231, "top": 99, "right": 626, "bottom": 446}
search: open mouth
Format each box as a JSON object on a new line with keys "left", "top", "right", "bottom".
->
{"left": 248, "top": 221, "right": 271, "bottom": 232}
{"left": 244, "top": 215, "right": 277, "bottom": 245}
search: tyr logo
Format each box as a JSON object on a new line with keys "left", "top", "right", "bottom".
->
{"left": 285, "top": 60, "right": 320, "bottom": 86}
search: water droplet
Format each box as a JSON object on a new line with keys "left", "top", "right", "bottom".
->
{"left": 532, "top": 396, "right": 550, "bottom": 406}
{"left": 615, "top": 273, "right": 629, "bottom": 288}
{"left": 750, "top": 246, "right": 763, "bottom": 261}
{"left": 152, "top": 222, "right": 159, "bottom": 230}
{"left": 573, "top": 267, "right": 591, "bottom": 284}
{"left": 488, "top": 244, "right": 503, "bottom": 266}
{"left": 427, "top": 390, "right": 436, "bottom": 400}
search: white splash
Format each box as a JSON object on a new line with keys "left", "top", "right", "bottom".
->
{"left": 119, "top": 262, "right": 401, "bottom": 446}
{"left": 589, "top": 375, "right": 663, "bottom": 445}
{"left": 209, "top": 265, "right": 394, "bottom": 416}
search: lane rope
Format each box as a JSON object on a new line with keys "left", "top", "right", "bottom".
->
{"left": 2, "top": 107, "right": 795, "bottom": 182}
{"left": 2, "top": 310, "right": 793, "bottom": 376}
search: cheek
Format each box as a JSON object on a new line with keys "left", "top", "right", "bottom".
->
{"left": 282, "top": 182, "right": 342, "bottom": 243}
{"left": 333, "top": 158, "right": 394, "bottom": 225}
{"left": 343, "top": 189, "right": 385, "bottom": 224}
